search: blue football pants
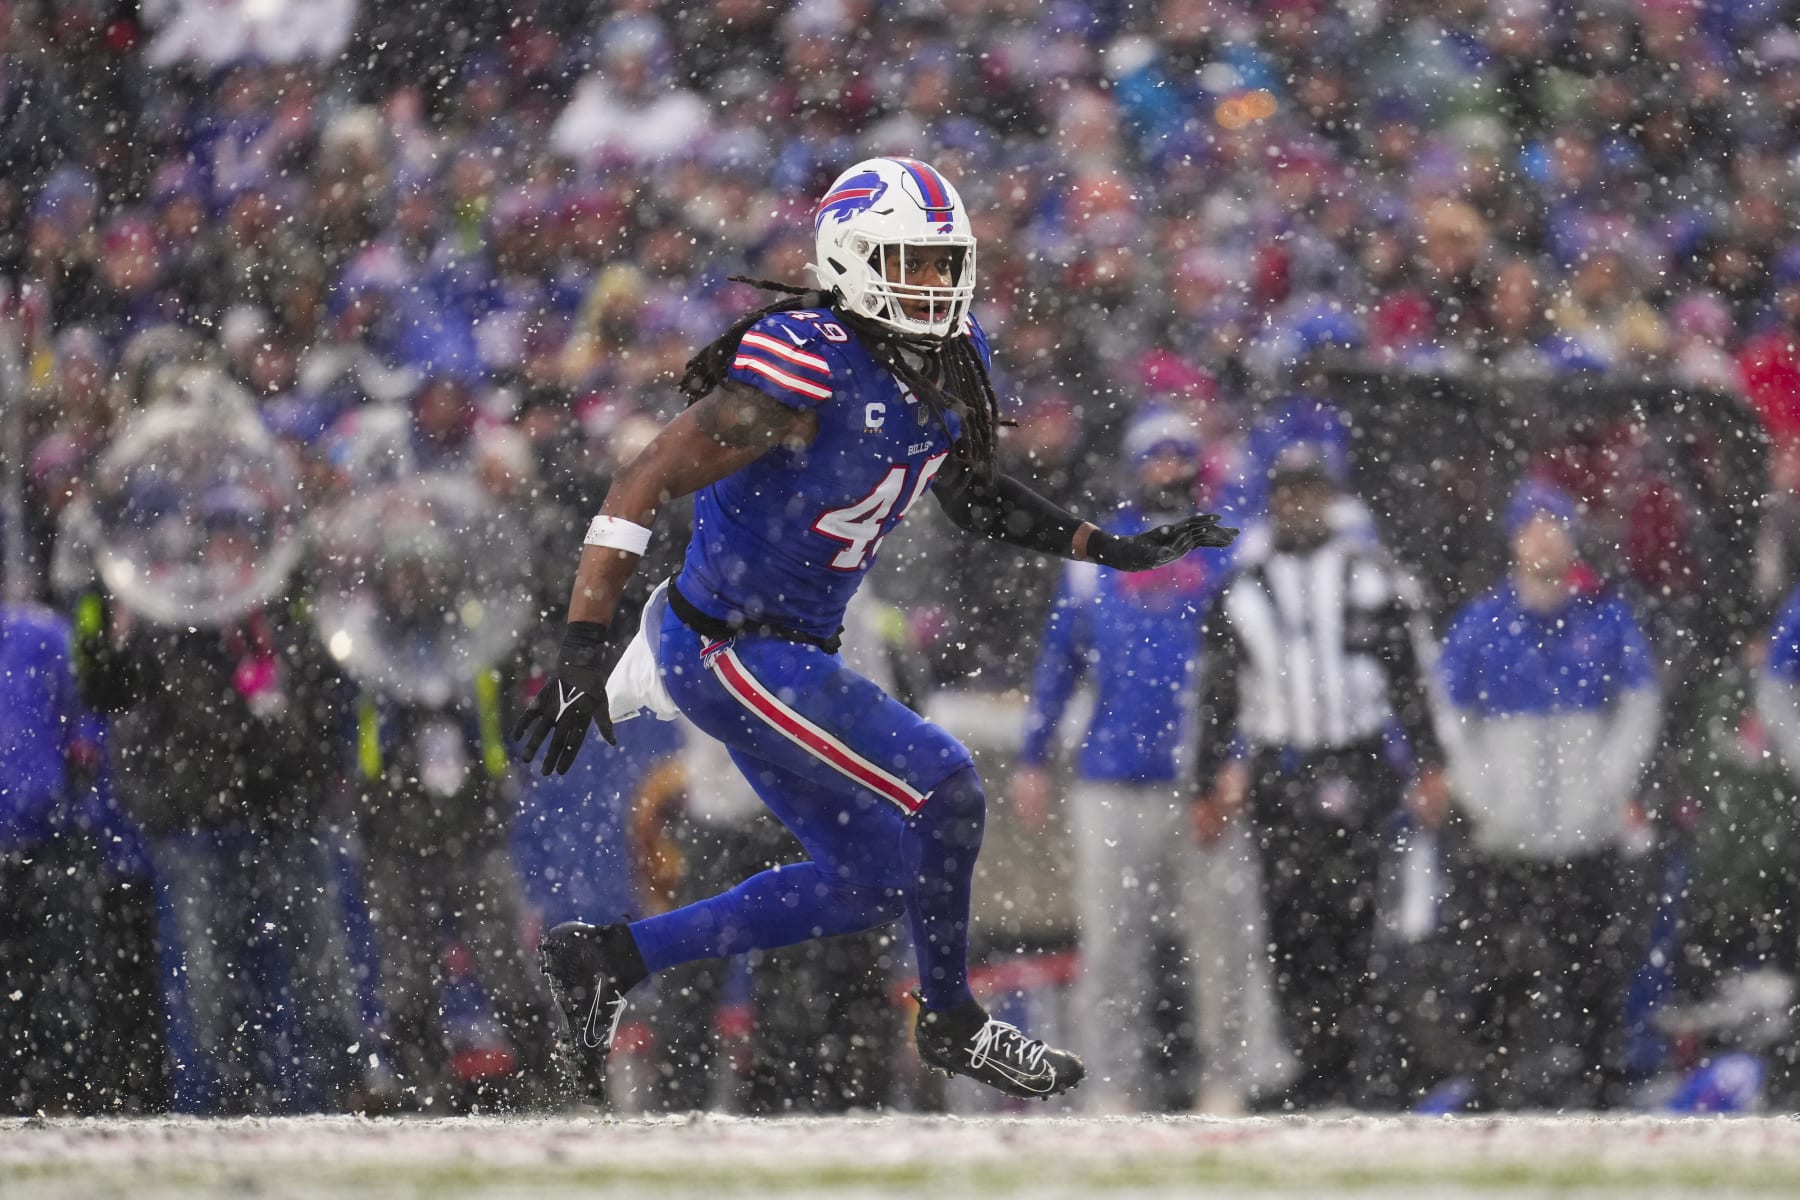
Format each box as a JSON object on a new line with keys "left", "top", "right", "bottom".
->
{"left": 627, "top": 606, "right": 983, "bottom": 1011}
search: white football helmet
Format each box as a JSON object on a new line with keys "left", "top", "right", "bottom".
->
{"left": 810, "top": 157, "right": 976, "bottom": 341}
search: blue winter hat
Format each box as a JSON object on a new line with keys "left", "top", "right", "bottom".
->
{"left": 1771, "top": 243, "right": 1800, "bottom": 290}
{"left": 1122, "top": 408, "right": 1202, "bottom": 466}
{"left": 1290, "top": 302, "right": 1364, "bottom": 354}
{"left": 1505, "top": 481, "right": 1579, "bottom": 538}
{"left": 32, "top": 167, "right": 99, "bottom": 227}
{"left": 1268, "top": 441, "right": 1339, "bottom": 490}
{"left": 198, "top": 484, "right": 267, "bottom": 531}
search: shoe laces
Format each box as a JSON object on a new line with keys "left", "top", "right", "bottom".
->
{"left": 967, "top": 1018, "right": 1049, "bottom": 1073}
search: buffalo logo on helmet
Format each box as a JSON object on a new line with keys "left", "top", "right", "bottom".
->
{"left": 814, "top": 170, "right": 889, "bottom": 231}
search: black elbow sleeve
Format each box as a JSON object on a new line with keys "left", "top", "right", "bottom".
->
{"left": 933, "top": 470, "right": 994, "bottom": 535}
{"left": 940, "top": 471, "right": 1084, "bottom": 556}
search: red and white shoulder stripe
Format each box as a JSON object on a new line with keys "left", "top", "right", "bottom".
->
{"left": 730, "top": 327, "right": 834, "bottom": 402}
{"left": 740, "top": 331, "right": 829, "bottom": 374}
{"left": 731, "top": 354, "right": 832, "bottom": 400}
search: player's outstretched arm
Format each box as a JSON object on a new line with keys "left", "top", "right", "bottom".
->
{"left": 933, "top": 462, "right": 1238, "bottom": 569}
{"left": 513, "top": 381, "right": 818, "bottom": 775}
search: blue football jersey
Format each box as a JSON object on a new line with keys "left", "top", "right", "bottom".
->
{"left": 676, "top": 307, "right": 988, "bottom": 639}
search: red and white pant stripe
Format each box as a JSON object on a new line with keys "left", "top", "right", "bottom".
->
{"left": 708, "top": 647, "right": 929, "bottom": 814}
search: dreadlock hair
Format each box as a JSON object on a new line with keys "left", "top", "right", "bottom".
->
{"left": 679, "top": 277, "right": 1004, "bottom": 480}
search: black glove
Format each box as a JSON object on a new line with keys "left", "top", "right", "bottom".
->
{"left": 1087, "top": 514, "right": 1239, "bottom": 571}
{"left": 512, "top": 621, "right": 619, "bottom": 775}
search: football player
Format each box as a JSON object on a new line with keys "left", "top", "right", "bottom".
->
{"left": 514, "top": 156, "right": 1237, "bottom": 1102}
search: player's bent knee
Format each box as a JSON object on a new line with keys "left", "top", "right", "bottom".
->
{"left": 913, "top": 765, "right": 987, "bottom": 850}
{"left": 926, "top": 764, "right": 986, "bottom": 811}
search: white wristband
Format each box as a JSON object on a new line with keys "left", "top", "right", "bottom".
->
{"left": 584, "top": 515, "right": 652, "bottom": 556}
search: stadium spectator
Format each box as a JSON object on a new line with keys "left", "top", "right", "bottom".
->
{"left": 347, "top": 554, "right": 563, "bottom": 1112}
{"left": 75, "top": 495, "right": 372, "bottom": 1113}
{"left": 0, "top": 599, "right": 164, "bottom": 1113}
{"left": 549, "top": 15, "right": 712, "bottom": 170}
{"left": 1436, "top": 483, "right": 1661, "bottom": 1109}
{"left": 143, "top": 0, "right": 358, "bottom": 67}
{"left": 1753, "top": 582, "right": 1800, "bottom": 912}
{"left": 1012, "top": 408, "right": 1288, "bottom": 1114}
{"left": 1740, "top": 263, "right": 1800, "bottom": 451}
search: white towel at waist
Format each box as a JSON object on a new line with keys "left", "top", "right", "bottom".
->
{"left": 605, "top": 578, "right": 680, "bottom": 723}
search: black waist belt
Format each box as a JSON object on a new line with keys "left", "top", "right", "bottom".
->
{"left": 668, "top": 580, "right": 842, "bottom": 655}
{"left": 1249, "top": 739, "right": 1388, "bottom": 776}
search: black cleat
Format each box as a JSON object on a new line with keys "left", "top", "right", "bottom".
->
{"left": 915, "top": 1000, "right": 1084, "bottom": 1100}
{"left": 539, "top": 922, "right": 648, "bottom": 1068}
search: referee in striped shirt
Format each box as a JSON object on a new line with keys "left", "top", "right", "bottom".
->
{"left": 1193, "top": 443, "right": 1449, "bottom": 1110}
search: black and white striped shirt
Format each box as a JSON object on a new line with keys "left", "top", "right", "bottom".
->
{"left": 1194, "top": 529, "right": 1442, "bottom": 779}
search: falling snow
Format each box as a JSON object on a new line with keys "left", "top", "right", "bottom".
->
{"left": 2, "top": 6, "right": 1799, "bottom": 1194}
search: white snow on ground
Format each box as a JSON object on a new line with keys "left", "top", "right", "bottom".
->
{"left": 3, "top": 1113, "right": 1799, "bottom": 1200}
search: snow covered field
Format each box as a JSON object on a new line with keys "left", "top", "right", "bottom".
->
{"left": 4, "top": 1113, "right": 1800, "bottom": 1199}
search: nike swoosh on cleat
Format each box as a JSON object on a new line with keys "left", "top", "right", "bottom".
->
{"left": 984, "top": 1062, "right": 1059, "bottom": 1095}
{"left": 957, "top": 1050, "right": 1058, "bottom": 1094}
{"left": 582, "top": 987, "right": 627, "bottom": 1050}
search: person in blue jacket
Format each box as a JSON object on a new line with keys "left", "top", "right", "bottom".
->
{"left": 1, "top": 599, "right": 164, "bottom": 1112}
{"left": 1011, "top": 409, "right": 1289, "bottom": 1112}
{"left": 1437, "top": 481, "right": 1661, "bottom": 1109}
{"left": 1756, "top": 582, "right": 1800, "bottom": 776}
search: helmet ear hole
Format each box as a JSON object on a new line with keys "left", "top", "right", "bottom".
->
{"left": 827, "top": 256, "right": 849, "bottom": 275}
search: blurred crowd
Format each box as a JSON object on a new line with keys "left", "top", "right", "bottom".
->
{"left": 12, "top": 0, "right": 1800, "bottom": 538}
{"left": 5, "top": 0, "right": 1800, "bottom": 1116}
